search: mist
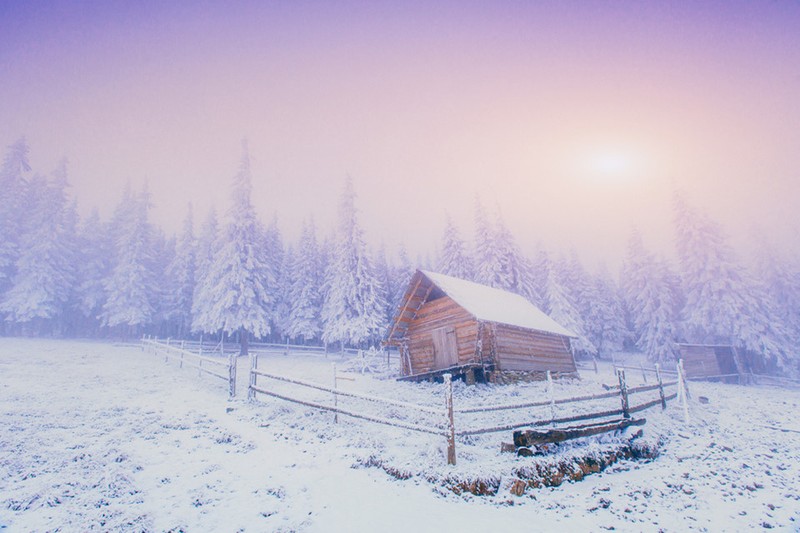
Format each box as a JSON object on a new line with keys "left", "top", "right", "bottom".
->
{"left": 2, "top": 1, "right": 799, "bottom": 270}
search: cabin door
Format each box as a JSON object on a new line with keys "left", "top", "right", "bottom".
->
{"left": 432, "top": 326, "right": 459, "bottom": 369}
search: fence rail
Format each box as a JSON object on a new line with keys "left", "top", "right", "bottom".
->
{"left": 142, "top": 337, "right": 237, "bottom": 397}
{"left": 247, "top": 356, "right": 692, "bottom": 465}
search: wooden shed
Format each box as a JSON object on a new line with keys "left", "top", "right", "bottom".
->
{"left": 385, "top": 270, "right": 579, "bottom": 383}
{"left": 677, "top": 343, "right": 744, "bottom": 381}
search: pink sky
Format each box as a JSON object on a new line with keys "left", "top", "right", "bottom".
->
{"left": 2, "top": 1, "right": 799, "bottom": 269}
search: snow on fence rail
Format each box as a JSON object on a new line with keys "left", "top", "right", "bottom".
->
{"left": 142, "top": 336, "right": 237, "bottom": 398}
{"left": 175, "top": 338, "right": 398, "bottom": 361}
{"left": 247, "top": 356, "right": 692, "bottom": 465}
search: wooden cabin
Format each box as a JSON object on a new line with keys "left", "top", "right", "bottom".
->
{"left": 385, "top": 270, "right": 579, "bottom": 383}
{"left": 677, "top": 343, "right": 744, "bottom": 381}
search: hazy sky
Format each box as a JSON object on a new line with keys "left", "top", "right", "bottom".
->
{"left": 2, "top": 0, "right": 799, "bottom": 269}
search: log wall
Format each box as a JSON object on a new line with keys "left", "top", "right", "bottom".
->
{"left": 679, "top": 345, "right": 722, "bottom": 378}
{"left": 406, "top": 296, "right": 480, "bottom": 374}
{"left": 404, "top": 297, "right": 577, "bottom": 377}
{"left": 492, "top": 324, "right": 577, "bottom": 374}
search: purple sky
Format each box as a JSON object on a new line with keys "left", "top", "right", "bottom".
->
{"left": 2, "top": 1, "right": 799, "bottom": 269}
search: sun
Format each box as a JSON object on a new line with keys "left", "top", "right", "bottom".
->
{"left": 581, "top": 150, "right": 639, "bottom": 183}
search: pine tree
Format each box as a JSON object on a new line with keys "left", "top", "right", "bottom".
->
{"left": 757, "top": 247, "right": 800, "bottom": 351}
{"left": 101, "top": 186, "right": 156, "bottom": 335}
{"left": 585, "top": 267, "right": 627, "bottom": 358}
{"left": 438, "top": 214, "right": 474, "bottom": 280}
{"left": 544, "top": 256, "right": 596, "bottom": 355}
{"left": 274, "top": 244, "right": 295, "bottom": 340}
{"left": 473, "top": 198, "right": 503, "bottom": 286}
{"left": 191, "top": 209, "right": 221, "bottom": 336}
{"left": 494, "top": 211, "right": 537, "bottom": 301}
{"left": 196, "top": 142, "right": 273, "bottom": 354}
{"left": 0, "top": 138, "right": 31, "bottom": 298}
{"left": 286, "top": 219, "right": 323, "bottom": 342}
{"left": 321, "top": 179, "right": 385, "bottom": 347}
{"left": 635, "top": 253, "right": 682, "bottom": 363}
{"left": 672, "top": 194, "right": 790, "bottom": 369}
{"left": 392, "top": 243, "right": 414, "bottom": 312}
{"left": 621, "top": 230, "right": 682, "bottom": 362}
{"left": 164, "top": 205, "right": 196, "bottom": 338}
{"left": 262, "top": 216, "right": 285, "bottom": 340}
{"left": 0, "top": 161, "right": 77, "bottom": 333}
{"left": 374, "top": 244, "right": 396, "bottom": 333}
{"left": 75, "top": 208, "right": 111, "bottom": 335}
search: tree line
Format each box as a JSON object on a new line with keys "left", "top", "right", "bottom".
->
{"left": 0, "top": 138, "right": 798, "bottom": 375}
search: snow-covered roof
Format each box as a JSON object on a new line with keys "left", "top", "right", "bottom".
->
{"left": 420, "top": 270, "right": 577, "bottom": 338}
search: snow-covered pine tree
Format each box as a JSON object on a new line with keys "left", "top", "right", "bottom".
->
{"left": 0, "top": 138, "right": 31, "bottom": 299}
{"left": 374, "top": 244, "right": 396, "bottom": 335}
{"left": 196, "top": 141, "right": 273, "bottom": 354}
{"left": 493, "top": 211, "right": 537, "bottom": 301}
{"left": 584, "top": 266, "right": 627, "bottom": 359}
{"left": 438, "top": 214, "right": 474, "bottom": 280}
{"left": 101, "top": 186, "right": 156, "bottom": 336}
{"left": 528, "top": 246, "right": 551, "bottom": 310}
{"left": 634, "top": 252, "right": 682, "bottom": 363}
{"left": 259, "top": 216, "right": 284, "bottom": 340}
{"left": 544, "top": 256, "right": 596, "bottom": 356}
{"left": 0, "top": 161, "right": 77, "bottom": 334}
{"left": 756, "top": 246, "right": 800, "bottom": 351}
{"left": 321, "top": 178, "right": 385, "bottom": 347}
{"left": 190, "top": 209, "right": 221, "bottom": 337}
{"left": 672, "top": 194, "right": 790, "bottom": 370}
{"left": 620, "top": 229, "right": 647, "bottom": 349}
{"left": 391, "top": 243, "right": 414, "bottom": 312}
{"left": 473, "top": 198, "right": 503, "bottom": 287}
{"left": 620, "top": 230, "right": 682, "bottom": 362}
{"left": 75, "top": 208, "right": 111, "bottom": 336}
{"left": 148, "top": 228, "right": 176, "bottom": 335}
{"left": 286, "top": 219, "right": 323, "bottom": 342}
{"left": 164, "top": 205, "right": 196, "bottom": 338}
{"left": 274, "top": 244, "right": 295, "bottom": 340}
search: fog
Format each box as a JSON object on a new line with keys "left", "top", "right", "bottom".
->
{"left": 2, "top": 0, "right": 799, "bottom": 268}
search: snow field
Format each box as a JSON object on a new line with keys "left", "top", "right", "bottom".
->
{"left": 2, "top": 338, "right": 799, "bottom": 532}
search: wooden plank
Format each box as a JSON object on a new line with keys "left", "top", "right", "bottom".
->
{"left": 512, "top": 418, "right": 646, "bottom": 447}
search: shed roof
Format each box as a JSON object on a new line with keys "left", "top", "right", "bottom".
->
{"left": 385, "top": 270, "right": 577, "bottom": 343}
{"left": 420, "top": 271, "right": 577, "bottom": 337}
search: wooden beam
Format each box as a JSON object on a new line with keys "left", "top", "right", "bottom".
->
{"left": 387, "top": 272, "right": 425, "bottom": 342}
{"left": 513, "top": 417, "right": 646, "bottom": 447}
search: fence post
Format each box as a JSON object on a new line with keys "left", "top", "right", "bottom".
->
{"left": 180, "top": 341, "right": 185, "bottom": 369}
{"left": 618, "top": 369, "right": 630, "bottom": 419}
{"left": 165, "top": 337, "right": 171, "bottom": 363}
{"left": 592, "top": 354, "right": 598, "bottom": 374}
{"left": 248, "top": 352, "right": 258, "bottom": 401}
{"left": 546, "top": 370, "right": 556, "bottom": 421}
{"left": 678, "top": 358, "right": 691, "bottom": 400}
{"left": 444, "top": 373, "right": 456, "bottom": 466}
{"left": 333, "top": 363, "right": 339, "bottom": 424}
{"left": 655, "top": 363, "right": 667, "bottom": 410}
{"left": 676, "top": 360, "right": 690, "bottom": 423}
{"left": 228, "top": 352, "right": 236, "bottom": 398}
{"left": 640, "top": 363, "right": 648, "bottom": 384}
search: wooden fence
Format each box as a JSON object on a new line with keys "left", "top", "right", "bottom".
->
{"left": 142, "top": 336, "right": 237, "bottom": 398}
{"left": 247, "top": 354, "right": 691, "bottom": 465}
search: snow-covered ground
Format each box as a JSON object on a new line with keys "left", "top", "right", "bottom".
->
{"left": 1, "top": 338, "right": 799, "bottom": 532}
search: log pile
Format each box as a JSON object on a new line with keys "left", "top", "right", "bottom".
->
{"left": 507, "top": 417, "right": 646, "bottom": 456}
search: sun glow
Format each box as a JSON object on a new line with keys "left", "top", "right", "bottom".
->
{"left": 580, "top": 150, "right": 641, "bottom": 184}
